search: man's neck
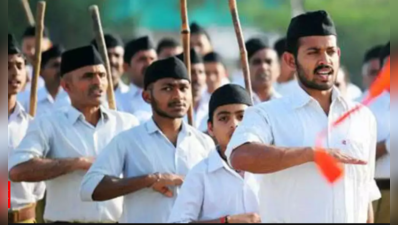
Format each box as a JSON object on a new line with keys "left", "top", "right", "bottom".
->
{"left": 300, "top": 84, "right": 333, "bottom": 115}
{"left": 254, "top": 86, "right": 274, "bottom": 102}
{"left": 277, "top": 72, "right": 296, "bottom": 83}
{"left": 153, "top": 114, "right": 183, "bottom": 146}
{"left": 72, "top": 103, "right": 101, "bottom": 126}
{"left": 8, "top": 95, "right": 17, "bottom": 117}
{"left": 217, "top": 146, "right": 228, "bottom": 162}
{"left": 46, "top": 84, "right": 61, "bottom": 100}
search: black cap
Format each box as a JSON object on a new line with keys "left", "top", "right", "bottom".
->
{"left": 176, "top": 49, "right": 203, "bottom": 64}
{"left": 274, "top": 37, "right": 287, "bottom": 58}
{"left": 91, "top": 34, "right": 124, "bottom": 50}
{"left": 287, "top": 10, "right": 337, "bottom": 53}
{"left": 363, "top": 45, "right": 383, "bottom": 64}
{"left": 204, "top": 52, "right": 224, "bottom": 64}
{"left": 144, "top": 56, "right": 190, "bottom": 90}
{"left": 22, "top": 25, "right": 50, "bottom": 39}
{"left": 61, "top": 45, "right": 104, "bottom": 76}
{"left": 379, "top": 42, "right": 390, "bottom": 66}
{"left": 156, "top": 38, "right": 180, "bottom": 54}
{"left": 208, "top": 84, "right": 253, "bottom": 122}
{"left": 246, "top": 38, "right": 269, "bottom": 60}
{"left": 8, "top": 33, "right": 20, "bottom": 55}
{"left": 124, "top": 36, "right": 155, "bottom": 64}
{"left": 41, "top": 45, "right": 64, "bottom": 68}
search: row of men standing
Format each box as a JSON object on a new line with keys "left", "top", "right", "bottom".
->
{"left": 8, "top": 10, "right": 390, "bottom": 223}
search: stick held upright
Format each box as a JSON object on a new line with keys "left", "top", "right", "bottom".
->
{"left": 89, "top": 5, "right": 116, "bottom": 110}
{"left": 180, "top": 0, "right": 194, "bottom": 126}
{"left": 29, "top": 1, "right": 46, "bottom": 117}
{"left": 229, "top": 0, "right": 253, "bottom": 104}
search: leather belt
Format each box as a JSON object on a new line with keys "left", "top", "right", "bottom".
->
{"left": 8, "top": 204, "right": 36, "bottom": 223}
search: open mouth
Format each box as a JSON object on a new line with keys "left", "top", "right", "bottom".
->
{"left": 315, "top": 67, "right": 334, "bottom": 80}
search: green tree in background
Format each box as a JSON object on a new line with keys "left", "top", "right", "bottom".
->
{"left": 8, "top": 0, "right": 389, "bottom": 87}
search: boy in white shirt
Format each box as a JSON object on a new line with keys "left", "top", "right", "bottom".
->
{"left": 169, "top": 84, "right": 260, "bottom": 224}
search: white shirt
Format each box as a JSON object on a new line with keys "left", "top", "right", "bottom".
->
{"left": 195, "top": 91, "right": 211, "bottom": 131}
{"left": 117, "top": 83, "right": 152, "bottom": 123}
{"left": 114, "top": 81, "right": 130, "bottom": 100}
{"left": 252, "top": 90, "right": 282, "bottom": 105}
{"left": 80, "top": 119, "right": 215, "bottom": 223}
{"left": 226, "top": 85, "right": 381, "bottom": 223}
{"left": 274, "top": 80, "right": 299, "bottom": 97}
{"left": 22, "top": 88, "right": 71, "bottom": 117}
{"left": 8, "top": 102, "right": 45, "bottom": 210}
{"left": 8, "top": 106, "right": 139, "bottom": 222}
{"left": 17, "top": 65, "right": 45, "bottom": 105}
{"left": 347, "top": 83, "right": 363, "bottom": 100}
{"left": 168, "top": 150, "right": 259, "bottom": 223}
{"left": 367, "top": 91, "right": 390, "bottom": 179}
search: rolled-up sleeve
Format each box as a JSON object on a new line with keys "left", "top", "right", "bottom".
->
{"left": 80, "top": 133, "right": 126, "bottom": 202}
{"left": 8, "top": 117, "right": 50, "bottom": 172}
{"left": 168, "top": 166, "right": 204, "bottom": 223}
{"left": 225, "top": 107, "right": 273, "bottom": 165}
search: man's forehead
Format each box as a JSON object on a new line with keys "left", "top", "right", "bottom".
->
{"left": 157, "top": 78, "right": 190, "bottom": 85}
{"left": 300, "top": 35, "right": 338, "bottom": 48}
{"left": 71, "top": 64, "right": 106, "bottom": 75}
{"left": 8, "top": 54, "right": 24, "bottom": 62}
{"left": 251, "top": 48, "right": 278, "bottom": 60}
{"left": 108, "top": 46, "right": 125, "bottom": 54}
{"left": 135, "top": 49, "right": 157, "bottom": 58}
{"left": 215, "top": 104, "right": 248, "bottom": 113}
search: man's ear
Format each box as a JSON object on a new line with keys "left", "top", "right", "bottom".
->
{"left": 60, "top": 77, "right": 71, "bottom": 94}
{"left": 142, "top": 89, "right": 151, "bottom": 104}
{"left": 207, "top": 120, "right": 214, "bottom": 137}
{"left": 283, "top": 52, "right": 297, "bottom": 70}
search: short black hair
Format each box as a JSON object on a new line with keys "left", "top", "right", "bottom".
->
{"left": 156, "top": 38, "right": 180, "bottom": 54}
{"left": 363, "top": 45, "right": 383, "bottom": 64}
{"left": 274, "top": 37, "right": 287, "bottom": 59}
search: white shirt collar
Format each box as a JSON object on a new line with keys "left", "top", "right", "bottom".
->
{"left": 145, "top": 118, "right": 192, "bottom": 137}
{"left": 9, "top": 102, "right": 29, "bottom": 122}
{"left": 66, "top": 105, "right": 112, "bottom": 125}
{"left": 208, "top": 150, "right": 227, "bottom": 173}
{"left": 117, "top": 81, "right": 130, "bottom": 94}
{"left": 289, "top": 84, "right": 344, "bottom": 109}
{"left": 129, "top": 83, "right": 144, "bottom": 97}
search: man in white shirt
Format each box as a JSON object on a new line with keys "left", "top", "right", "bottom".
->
{"left": 177, "top": 49, "right": 209, "bottom": 129}
{"left": 80, "top": 57, "right": 215, "bottom": 223}
{"left": 370, "top": 42, "right": 390, "bottom": 224}
{"left": 117, "top": 36, "right": 158, "bottom": 123}
{"left": 196, "top": 52, "right": 230, "bottom": 132}
{"left": 361, "top": 45, "right": 383, "bottom": 91}
{"left": 273, "top": 37, "right": 298, "bottom": 97}
{"left": 22, "top": 45, "right": 70, "bottom": 116}
{"left": 91, "top": 34, "right": 130, "bottom": 101}
{"left": 245, "top": 38, "right": 282, "bottom": 105}
{"left": 8, "top": 45, "right": 140, "bottom": 223}
{"left": 7, "top": 33, "right": 45, "bottom": 224}
{"left": 19, "top": 26, "right": 51, "bottom": 96}
{"left": 226, "top": 11, "right": 381, "bottom": 223}
{"left": 168, "top": 84, "right": 260, "bottom": 224}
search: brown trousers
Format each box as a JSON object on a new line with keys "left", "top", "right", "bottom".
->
{"left": 373, "top": 190, "right": 390, "bottom": 224}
